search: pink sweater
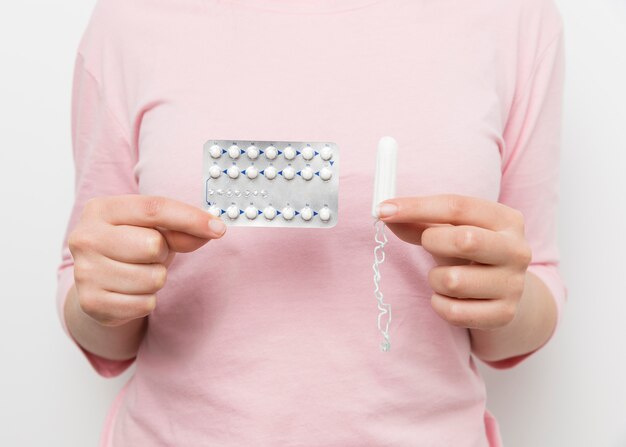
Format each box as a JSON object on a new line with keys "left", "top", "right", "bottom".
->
{"left": 57, "top": 0, "right": 567, "bottom": 445}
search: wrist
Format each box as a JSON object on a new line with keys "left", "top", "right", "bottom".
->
{"left": 64, "top": 285, "right": 147, "bottom": 361}
{"left": 469, "top": 271, "right": 557, "bottom": 363}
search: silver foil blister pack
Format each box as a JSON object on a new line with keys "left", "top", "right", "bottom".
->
{"left": 202, "top": 140, "right": 340, "bottom": 228}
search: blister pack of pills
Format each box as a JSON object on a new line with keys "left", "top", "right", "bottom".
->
{"left": 202, "top": 140, "right": 340, "bottom": 228}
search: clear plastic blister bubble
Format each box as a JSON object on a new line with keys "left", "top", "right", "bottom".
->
{"left": 202, "top": 140, "right": 340, "bottom": 228}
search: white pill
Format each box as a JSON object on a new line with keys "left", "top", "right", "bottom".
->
{"left": 300, "top": 206, "right": 313, "bottom": 221}
{"left": 246, "top": 165, "right": 259, "bottom": 179}
{"left": 227, "top": 165, "right": 240, "bottom": 179}
{"left": 265, "top": 145, "right": 278, "bottom": 160}
{"left": 301, "top": 166, "right": 314, "bottom": 181}
{"left": 246, "top": 145, "right": 259, "bottom": 159}
{"left": 208, "top": 205, "right": 221, "bottom": 217}
{"left": 209, "top": 144, "right": 222, "bottom": 158}
{"left": 319, "top": 167, "right": 332, "bottom": 181}
{"left": 301, "top": 146, "right": 315, "bottom": 160}
{"left": 283, "top": 146, "right": 296, "bottom": 160}
{"left": 320, "top": 146, "right": 333, "bottom": 161}
{"left": 245, "top": 206, "right": 258, "bottom": 220}
{"left": 319, "top": 206, "right": 331, "bottom": 222}
{"left": 209, "top": 165, "right": 222, "bottom": 179}
{"left": 263, "top": 206, "right": 277, "bottom": 220}
{"left": 282, "top": 206, "right": 295, "bottom": 220}
{"left": 282, "top": 166, "right": 295, "bottom": 180}
{"left": 227, "top": 205, "right": 240, "bottom": 219}
{"left": 228, "top": 145, "right": 241, "bottom": 159}
{"left": 264, "top": 166, "right": 277, "bottom": 179}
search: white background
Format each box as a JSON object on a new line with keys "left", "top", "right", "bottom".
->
{"left": 0, "top": 0, "right": 624, "bottom": 445}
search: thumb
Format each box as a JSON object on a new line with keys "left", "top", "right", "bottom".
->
{"left": 431, "top": 255, "right": 470, "bottom": 266}
{"left": 385, "top": 222, "right": 467, "bottom": 266}
{"left": 384, "top": 222, "right": 430, "bottom": 245}
{"left": 158, "top": 228, "right": 215, "bottom": 253}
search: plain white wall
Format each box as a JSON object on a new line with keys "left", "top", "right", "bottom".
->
{"left": 0, "top": 1, "right": 624, "bottom": 445}
{"left": 478, "top": 1, "right": 626, "bottom": 446}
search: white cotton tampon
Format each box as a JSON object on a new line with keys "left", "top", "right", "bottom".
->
{"left": 372, "top": 136, "right": 398, "bottom": 218}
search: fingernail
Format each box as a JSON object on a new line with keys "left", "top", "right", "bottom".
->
{"left": 147, "top": 295, "right": 157, "bottom": 312}
{"left": 209, "top": 219, "right": 227, "bottom": 237}
{"left": 376, "top": 203, "right": 398, "bottom": 218}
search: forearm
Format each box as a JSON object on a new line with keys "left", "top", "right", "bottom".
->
{"left": 64, "top": 285, "right": 147, "bottom": 361}
{"left": 469, "top": 271, "right": 557, "bottom": 362}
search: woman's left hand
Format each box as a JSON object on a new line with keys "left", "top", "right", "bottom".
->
{"left": 376, "top": 194, "right": 533, "bottom": 331}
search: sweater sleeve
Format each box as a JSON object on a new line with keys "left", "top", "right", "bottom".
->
{"left": 484, "top": 23, "right": 567, "bottom": 369}
{"left": 56, "top": 52, "right": 138, "bottom": 378}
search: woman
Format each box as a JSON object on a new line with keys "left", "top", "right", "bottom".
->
{"left": 57, "top": 0, "right": 566, "bottom": 445}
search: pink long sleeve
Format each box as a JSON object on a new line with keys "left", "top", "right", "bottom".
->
{"left": 486, "top": 22, "right": 567, "bottom": 370}
{"left": 56, "top": 53, "right": 138, "bottom": 377}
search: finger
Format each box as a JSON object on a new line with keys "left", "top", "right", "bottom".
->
{"left": 79, "top": 291, "right": 156, "bottom": 327}
{"left": 80, "top": 225, "right": 170, "bottom": 264}
{"left": 430, "top": 293, "right": 517, "bottom": 330}
{"left": 159, "top": 229, "right": 211, "bottom": 253}
{"left": 428, "top": 265, "right": 525, "bottom": 300}
{"left": 163, "top": 251, "right": 176, "bottom": 267}
{"left": 376, "top": 194, "right": 524, "bottom": 232}
{"left": 91, "top": 257, "right": 168, "bottom": 295}
{"left": 384, "top": 222, "right": 469, "bottom": 266}
{"left": 384, "top": 222, "right": 432, "bottom": 245}
{"left": 89, "top": 195, "right": 227, "bottom": 239}
{"left": 422, "top": 225, "right": 527, "bottom": 265}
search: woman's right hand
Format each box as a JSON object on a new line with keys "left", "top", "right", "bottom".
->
{"left": 68, "top": 195, "right": 226, "bottom": 327}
